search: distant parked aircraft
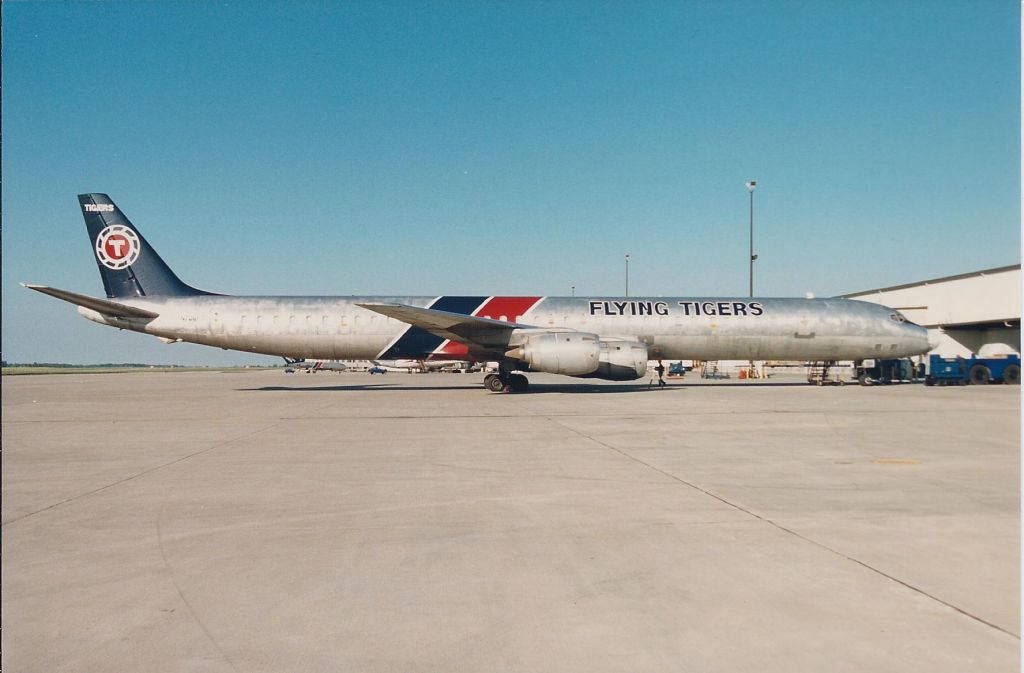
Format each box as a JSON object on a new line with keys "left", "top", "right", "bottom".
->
{"left": 285, "top": 359, "right": 348, "bottom": 373}
{"left": 26, "top": 194, "right": 931, "bottom": 392}
{"left": 372, "top": 359, "right": 476, "bottom": 373}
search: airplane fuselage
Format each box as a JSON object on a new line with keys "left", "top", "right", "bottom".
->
{"left": 78, "top": 294, "right": 930, "bottom": 362}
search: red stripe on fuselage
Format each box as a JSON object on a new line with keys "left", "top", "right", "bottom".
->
{"left": 473, "top": 296, "right": 542, "bottom": 322}
{"left": 436, "top": 341, "right": 470, "bottom": 358}
{"left": 430, "top": 296, "right": 543, "bottom": 360}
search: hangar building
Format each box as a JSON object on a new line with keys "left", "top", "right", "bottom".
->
{"left": 844, "top": 264, "right": 1021, "bottom": 359}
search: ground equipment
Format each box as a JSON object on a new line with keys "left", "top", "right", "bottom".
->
{"left": 925, "top": 354, "right": 1020, "bottom": 386}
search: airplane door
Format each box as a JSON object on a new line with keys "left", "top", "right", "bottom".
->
{"left": 209, "top": 311, "right": 224, "bottom": 336}
{"left": 795, "top": 313, "right": 815, "bottom": 339}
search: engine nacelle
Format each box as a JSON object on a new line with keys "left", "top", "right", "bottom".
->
{"left": 506, "top": 332, "right": 649, "bottom": 381}
{"left": 595, "top": 339, "right": 648, "bottom": 380}
{"left": 509, "top": 332, "right": 601, "bottom": 376}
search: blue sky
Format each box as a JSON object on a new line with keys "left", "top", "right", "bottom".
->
{"left": 2, "top": 0, "right": 1019, "bottom": 365}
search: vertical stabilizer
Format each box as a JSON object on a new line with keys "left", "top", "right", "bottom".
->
{"left": 79, "top": 193, "right": 211, "bottom": 298}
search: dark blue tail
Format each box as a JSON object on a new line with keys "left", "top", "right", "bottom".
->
{"left": 79, "top": 193, "right": 212, "bottom": 298}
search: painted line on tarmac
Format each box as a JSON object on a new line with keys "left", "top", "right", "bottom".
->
{"left": 545, "top": 416, "right": 1020, "bottom": 642}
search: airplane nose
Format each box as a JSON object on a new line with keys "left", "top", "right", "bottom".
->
{"left": 913, "top": 323, "right": 937, "bottom": 351}
{"left": 906, "top": 324, "right": 934, "bottom": 354}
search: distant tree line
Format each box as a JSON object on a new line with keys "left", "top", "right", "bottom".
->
{"left": 1, "top": 362, "right": 189, "bottom": 368}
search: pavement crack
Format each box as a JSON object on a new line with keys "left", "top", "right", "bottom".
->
{"left": 545, "top": 416, "right": 1020, "bottom": 641}
{"left": 2, "top": 423, "right": 279, "bottom": 528}
{"left": 157, "top": 499, "right": 241, "bottom": 672}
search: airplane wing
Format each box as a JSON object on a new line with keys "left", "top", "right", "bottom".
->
{"left": 357, "top": 302, "right": 524, "bottom": 331}
{"left": 357, "top": 302, "right": 533, "bottom": 354}
{"left": 22, "top": 284, "right": 159, "bottom": 319}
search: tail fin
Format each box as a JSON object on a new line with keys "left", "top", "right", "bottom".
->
{"left": 79, "top": 193, "right": 212, "bottom": 298}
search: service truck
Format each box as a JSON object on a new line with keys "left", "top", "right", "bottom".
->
{"left": 925, "top": 354, "right": 1020, "bottom": 386}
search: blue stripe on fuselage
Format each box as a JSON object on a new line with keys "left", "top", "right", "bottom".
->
{"left": 378, "top": 296, "right": 486, "bottom": 359}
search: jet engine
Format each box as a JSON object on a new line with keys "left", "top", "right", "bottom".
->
{"left": 506, "top": 332, "right": 648, "bottom": 381}
{"left": 594, "top": 338, "right": 648, "bottom": 380}
{"left": 508, "top": 332, "right": 602, "bottom": 376}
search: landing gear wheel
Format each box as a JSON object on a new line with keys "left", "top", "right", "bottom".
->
{"left": 508, "top": 373, "right": 529, "bottom": 393}
{"left": 968, "top": 364, "right": 991, "bottom": 385}
{"left": 484, "top": 373, "right": 507, "bottom": 392}
{"left": 1003, "top": 364, "right": 1020, "bottom": 385}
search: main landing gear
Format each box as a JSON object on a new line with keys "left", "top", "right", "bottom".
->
{"left": 484, "top": 362, "right": 529, "bottom": 393}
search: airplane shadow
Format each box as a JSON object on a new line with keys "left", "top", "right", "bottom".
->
{"left": 241, "top": 384, "right": 412, "bottom": 392}
{"left": 240, "top": 378, "right": 835, "bottom": 393}
{"left": 522, "top": 383, "right": 685, "bottom": 394}
{"left": 667, "top": 381, "right": 820, "bottom": 388}
{"left": 239, "top": 383, "right": 685, "bottom": 394}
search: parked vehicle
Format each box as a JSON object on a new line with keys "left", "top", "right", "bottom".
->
{"left": 855, "top": 358, "right": 918, "bottom": 385}
{"left": 925, "top": 354, "right": 1020, "bottom": 386}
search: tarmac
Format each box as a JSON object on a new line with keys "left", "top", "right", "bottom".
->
{"left": 2, "top": 370, "right": 1020, "bottom": 672}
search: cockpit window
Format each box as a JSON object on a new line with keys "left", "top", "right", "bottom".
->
{"left": 889, "top": 312, "right": 907, "bottom": 323}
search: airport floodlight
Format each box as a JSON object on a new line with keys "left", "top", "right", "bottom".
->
{"left": 747, "top": 181, "right": 757, "bottom": 297}
{"left": 625, "top": 253, "right": 631, "bottom": 297}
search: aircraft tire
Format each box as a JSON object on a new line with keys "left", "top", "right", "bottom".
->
{"left": 508, "top": 374, "right": 529, "bottom": 393}
{"left": 484, "top": 374, "right": 506, "bottom": 392}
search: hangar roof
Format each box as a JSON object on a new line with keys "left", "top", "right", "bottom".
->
{"left": 844, "top": 264, "right": 1020, "bottom": 296}
{"left": 842, "top": 264, "right": 1020, "bottom": 328}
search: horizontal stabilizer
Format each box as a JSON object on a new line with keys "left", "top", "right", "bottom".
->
{"left": 22, "top": 284, "right": 159, "bottom": 319}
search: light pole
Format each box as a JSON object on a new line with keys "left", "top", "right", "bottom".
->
{"left": 571, "top": 285, "right": 575, "bottom": 297}
{"left": 624, "top": 253, "right": 630, "bottom": 297}
{"left": 745, "top": 180, "right": 758, "bottom": 380}
{"left": 746, "top": 180, "right": 757, "bottom": 297}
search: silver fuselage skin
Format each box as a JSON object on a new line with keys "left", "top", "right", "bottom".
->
{"left": 78, "top": 295, "right": 931, "bottom": 362}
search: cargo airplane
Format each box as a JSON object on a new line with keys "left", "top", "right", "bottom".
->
{"left": 26, "top": 194, "right": 931, "bottom": 392}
